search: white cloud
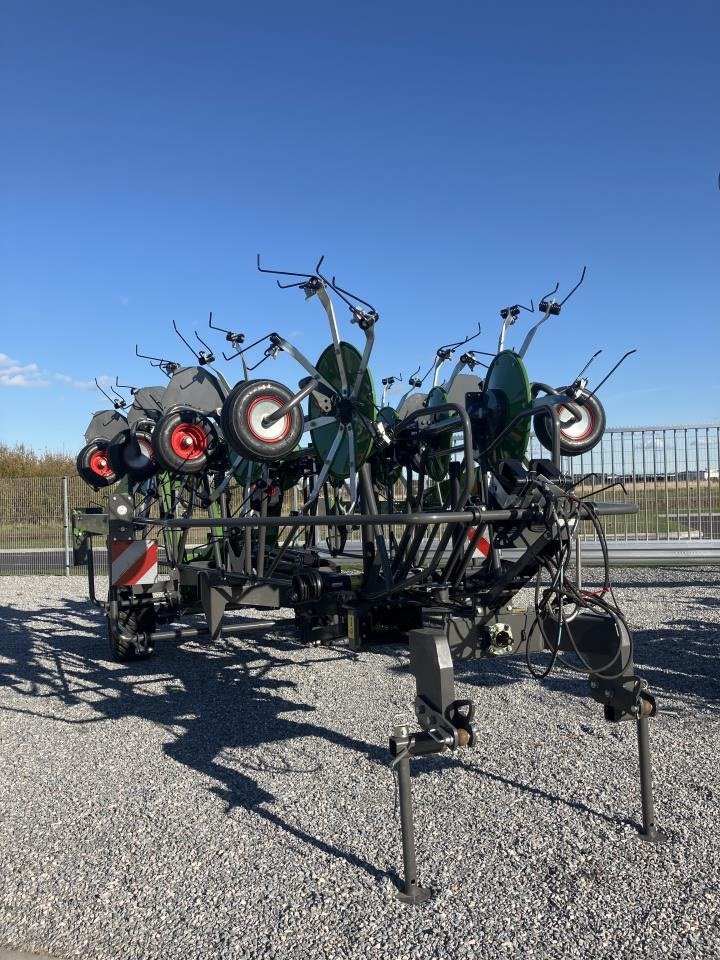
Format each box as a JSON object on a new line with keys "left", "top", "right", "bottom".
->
{"left": 0, "top": 353, "right": 50, "bottom": 388}
{"left": 0, "top": 353, "right": 106, "bottom": 390}
{"left": 0, "top": 373, "right": 51, "bottom": 388}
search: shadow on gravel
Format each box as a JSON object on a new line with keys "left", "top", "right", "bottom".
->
{"left": 0, "top": 599, "right": 398, "bottom": 887}
{"left": 632, "top": 619, "right": 720, "bottom": 708}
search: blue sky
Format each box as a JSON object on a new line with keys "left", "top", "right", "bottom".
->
{"left": 1, "top": 1, "right": 718, "bottom": 453}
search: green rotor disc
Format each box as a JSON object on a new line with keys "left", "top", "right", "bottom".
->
{"left": 482, "top": 350, "right": 531, "bottom": 465}
{"left": 308, "top": 342, "right": 376, "bottom": 481}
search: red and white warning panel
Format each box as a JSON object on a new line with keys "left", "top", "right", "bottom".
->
{"left": 467, "top": 526, "right": 491, "bottom": 559}
{"left": 110, "top": 539, "right": 158, "bottom": 586}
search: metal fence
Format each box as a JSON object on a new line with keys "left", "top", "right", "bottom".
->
{"left": 1, "top": 424, "right": 719, "bottom": 575}
{"left": 0, "top": 474, "right": 105, "bottom": 576}
{"left": 530, "top": 424, "right": 720, "bottom": 541}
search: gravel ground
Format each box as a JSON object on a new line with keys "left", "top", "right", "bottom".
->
{"left": 0, "top": 568, "right": 719, "bottom": 960}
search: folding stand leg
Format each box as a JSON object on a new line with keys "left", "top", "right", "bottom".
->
{"left": 636, "top": 715, "right": 665, "bottom": 842}
{"left": 395, "top": 752, "right": 432, "bottom": 905}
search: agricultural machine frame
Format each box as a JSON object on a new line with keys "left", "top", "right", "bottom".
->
{"left": 72, "top": 258, "right": 663, "bottom": 904}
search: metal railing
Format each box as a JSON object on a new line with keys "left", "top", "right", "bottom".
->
{"left": 1, "top": 424, "right": 719, "bottom": 575}
{"left": 528, "top": 424, "right": 720, "bottom": 541}
{"left": 0, "top": 475, "right": 111, "bottom": 576}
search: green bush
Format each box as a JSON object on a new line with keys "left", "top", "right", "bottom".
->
{"left": 0, "top": 443, "right": 75, "bottom": 479}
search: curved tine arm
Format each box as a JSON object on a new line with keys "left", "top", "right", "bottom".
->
{"left": 208, "top": 311, "right": 229, "bottom": 335}
{"left": 497, "top": 314, "right": 516, "bottom": 353}
{"left": 330, "top": 275, "right": 378, "bottom": 315}
{"left": 275, "top": 337, "right": 337, "bottom": 394}
{"left": 110, "top": 380, "right": 126, "bottom": 403}
{"left": 575, "top": 349, "right": 602, "bottom": 381}
{"left": 558, "top": 265, "right": 587, "bottom": 308}
{"left": 590, "top": 349, "right": 637, "bottom": 395}
{"left": 194, "top": 329, "right": 214, "bottom": 355}
{"left": 256, "top": 253, "right": 313, "bottom": 281}
{"left": 135, "top": 344, "right": 164, "bottom": 365}
{"left": 116, "top": 375, "right": 138, "bottom": 395}
{"left": 395, "top": 365, "right": 421, "bottom": 408}
{"left": 517, "top": 302, "right": 554, "bottom": 359}
{"left": 172, "top": 318, "right": 200, "bottom": 361}
{"left": 222, "top": 346, "right": 242, "bottom": 362}
{"left": 313, "top": 284, "right": 348, "bottom": 395}
{"left": 94, "top": 377, "right": 118, "bottom": 406}
{"left": 439, "top": 322, "right": 482, "bottom": 355}
{"left": 539, "top": 280, "right": 560, "bottom": 305}
{"left": 396, "top": 384, "right": 418, "bottom": 409}
{"left": 351, "top": 323, "right": 374, "bottom": 399}
{"left": 443, "top": 357, "right": 469, "bottom": 392}
{"left": 432, "top": 352, "right": 450, "bottom": 389}
{"left": 302, "top": 430, "right": 345, "bottom": 511}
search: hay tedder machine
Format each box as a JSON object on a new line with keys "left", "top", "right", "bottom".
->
{"left": 72, "top": 258, "right": 662, "bottom": 902}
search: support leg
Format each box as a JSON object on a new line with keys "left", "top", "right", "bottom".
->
{"left": 395, "top": 749, "right": 432, "bottom": 905}
{"left": 636, "top": 715, "right": 664, "bottom": 841}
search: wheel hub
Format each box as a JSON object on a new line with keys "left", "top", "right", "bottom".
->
{"left": 335, "top": 396, "right": 354, "bottom": 425}
{"left": 170, "top": 423, "right": 208, "bottom": 460}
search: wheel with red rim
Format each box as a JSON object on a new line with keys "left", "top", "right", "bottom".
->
{"left": 221, "top": 379, "right": 303, "bottom": 463}
{"left": 108, "top": 428, "right": 158, "bottom": 482}
{"left": 76, "top": 440, "right": 121, "bottom": 488}
{"left": 152, "top": 409, "right": 219, "bottom": 474}
{"left": 533, "top": 389, "right": 606, "bottom": 457}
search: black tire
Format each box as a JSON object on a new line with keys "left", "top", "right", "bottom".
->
{"left": 152, "top": 409, "right": 219, "bottom": 474}
{"left": 77, "top": 440, "right": 122, "bottom": 488}
{"left": 108, "top": 428, "right": 158, "bottom": 482}
{"left": 221, "top": 379, "right": 303, "bottom": 462}
{"left": 533, "top": 389, "right": 606, "bottom": 457}
{"left": 107, "top": 604, "right": 156, "bottom": 662}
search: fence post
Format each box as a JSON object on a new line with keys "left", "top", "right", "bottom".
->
{"left": 62, "top": 476, "right": 70, "bottom": 577}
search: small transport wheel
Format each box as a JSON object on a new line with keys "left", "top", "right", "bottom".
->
{"left": 77, "top": 440, "right": 122, "bottom": 488}
{"left": 107, "top": 604, "right": 156, "bottom": 662}
{"left": 533, "top": 389, "right": 606, "bottom": 457}
{"left": 108, "top": 428, "right": 157, "bottom": 482}
{"left": 152, "top": 409, "right": 219, "bottom": 474}
{"left": 221, "top": 379, "right": 303, "bottom": 462}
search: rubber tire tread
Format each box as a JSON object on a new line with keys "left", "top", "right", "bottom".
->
{"left": 76, "top": 440, "right": 121, "bottom": 489}
{"left": 221, "top": 379, "right": 303, "bottom": 463}
{"left": 533, "top": 389, "right": 606, "bottom": 457}
{"left": 108, "top": 428, "right": 158, "bottom": 482}
{"left": 152, "top": 409, "right": 218, "bottom": 474}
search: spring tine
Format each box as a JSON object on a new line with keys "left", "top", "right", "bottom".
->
{"left": 558, "top": 265, "right": 587, "bottom": 307}
{"left": 591, "top": 349, "right": 637, "bottom": 394}
{"left": 575, "top": 349, "right": 602, "bottom": 381}
{"left": 257, "top": 253, "right": 314, "bottom": 280}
